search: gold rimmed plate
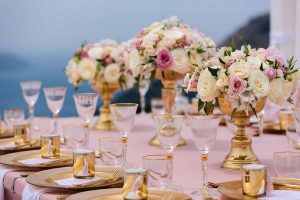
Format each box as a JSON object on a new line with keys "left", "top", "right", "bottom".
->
{"left": 0, "top": 138, "right": 40, "bottom": 154}
{"left": 0, "top": 128, "right": 14, "bottom": 139}
{"left": 0, "top": 149, "right": 72, "bottom": 168}
{"left": 66, "top": 188, "right": 192, "bottom": 200}
{"left": 26, "top": 166, "right": 123, "bottom": 191}
{"left": 218, "top": 179, "right": 300, "bottom": 200}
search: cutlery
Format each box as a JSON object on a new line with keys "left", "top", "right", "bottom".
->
{"left": 76, "top": 169, "right": 122, "bottom": 187}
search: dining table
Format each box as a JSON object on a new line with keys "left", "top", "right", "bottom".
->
{"left": 1, "top": 114, "right": 293, "bottom": 200}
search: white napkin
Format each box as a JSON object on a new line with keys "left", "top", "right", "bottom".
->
{"left": 259, "top": 190, "right": 300, "bottom": 200}
{"left": 0, "top": 143, "right": 16, "bottom": 150}
{"left": 0, "top": 165, "right": 15, "bottom": 200}
{"left": 17, "top": 158, "right": 59, "bottom": 165}
{"left": 22, "top": 185, "right": 57, "bottom": 200}
{"left": 55, "top": 177, "right": 101, "bottom": 186}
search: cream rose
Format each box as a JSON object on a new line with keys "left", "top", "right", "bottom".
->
{"left": 247, "top": 56, "right": 262, "bottom": 69}
{"left": 197, "top": 69, "right": 217, "bottom": 102}
{"left": 216, "top": 68, "right": 229, "bottom": 89}
{"left": 66, "top": 59, "right": 81, "bottom": 86}
{"left": 127, "top": 49, "right": 143, "bottom": 77}
{"left": 78, "top": 59, "right": 97, "bottom": 80}
{"left": 104, "top": 63, "right": 121, "bottom": 83}
{"left": 248, "top": 70, "right": 270, "bottom": 97}
{"left": 88, "top": 46, "right": 103, "bottom": 60}
{"left": 269, "top": 79, "right": 293, "bottom": 105}
{"left": 170, "top": 49, "right": 190, "bottom": 74}
{"left": 228, "top": 61, "right": 251, "bottom": 78}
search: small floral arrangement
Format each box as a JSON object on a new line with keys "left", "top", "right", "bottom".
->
{"left": 184, "top": 43, "right": 299, "bottom": 115}
{"left": 123, "top": 16, "right": 216, "bottom": 82}
{"left": 65, "top": 39, "right": 134, "bottom": 89}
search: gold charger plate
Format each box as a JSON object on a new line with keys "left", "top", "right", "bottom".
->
{"left": 0, "top": 138, "right": 40, "bottom": 154}
{"left": 26, "top": 166, "right": 123, "bottom": 191}
{"left": 218, "top": 179, "right": 300, "bottom": 200}
{"left": 66, "top": 188, "right": 192, "bottom": 200}
{"left": 0, "top": 128, "right": 14, "bottom": 139}
{"left": 0, "top": 149, "right": 72, "bottom": 168}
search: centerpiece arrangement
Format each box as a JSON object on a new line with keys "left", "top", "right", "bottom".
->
{"left": 124, "top": 16, "right": 216, "bottom": 145}
{"left": 184, "top": 44, "right": 299, "bottom": 169}
{"left": 65, "top": 39, "right": 135, "bottom": 130}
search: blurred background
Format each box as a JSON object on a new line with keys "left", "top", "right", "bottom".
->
{"left": 0, "top": 0, "right": 270, "bottom": 117}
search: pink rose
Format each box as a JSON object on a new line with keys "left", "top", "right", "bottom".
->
{"left": 80, "top": 51, "right": 89, "bottom": 59}
{"left": 105, "top": 57, "right": 113, "bottom": 64}
{"left": 228, "top": 75, "right": 247, "bottom": 98}
{"left": 266, "top": 68, "right": 276, "bottom": 80}
{"left": 155, "top": 49, "right": 173, "bottom": 70}
{"left": 265, "top": 47, "right": 284, "bottom": 67}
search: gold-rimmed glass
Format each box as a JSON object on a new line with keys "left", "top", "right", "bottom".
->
{"left": 110, "top": 103, "right": 138, "bottom": 165}
{"left": 273, "top": 151, "right": 300, "bottom": 178}
{"left": 98, "top": 137, "right": 123, "bottom": 167}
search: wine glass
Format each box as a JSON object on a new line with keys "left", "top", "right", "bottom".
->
{"left": 20, "top": 80, "right": 42, "bottom": 119}
{"left": 43, "top": 87, "right": 67, "bottom": 134}
{"left": 189, "top": 115, "right": 220, "bottom": 195}
{"left": 138, "top": 80, "right": 150, "bottom": 114}
{"left": 152, "top": 114, "right": 185, "bottom": 186}
{"left": 73, "top": 93, "right": 99, "bottom": 148}
{"left": 110, "top": 103, "right": 138, "bottom": 165}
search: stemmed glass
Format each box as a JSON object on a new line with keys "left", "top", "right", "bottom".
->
{"left": 43, "top": 87, "right": 67, "bottom": 134}
{"left": 110, "top": 103, "right": 138, "bottom": 165}
{"left": 73, "top": 93, "right": 99, "bottom": 147}
{"left": 138, "top": 80, "right": 150, "bottom": 114}
{"left": 189, "top": 115, "right": 220, "bottom": 195}
{"left": 152, "top": 114, "right": 185, "bottom": 187}
{"left": 20, "top": 80, "right": 42, "bottom": 119}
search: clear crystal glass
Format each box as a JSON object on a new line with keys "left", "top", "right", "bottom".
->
{"left": 98, "top": 137, "right": 123, "bottom": 167}
{"left": 110, "top": 103, "right": 138, "bottom": 165}
{"left": 138, "top": 80, "right": 150, "bottom": 114}
{"left": 4, "top": 109, "right": 25, "bottom": 129}
{"left": 273, "top": 152, "right": 300, "bottom": 178}
{"left": 20, "top": 80, "right": 42, "bottom": 118}
{"left": 63, "top": 124, "right": 88, "bottom": 150}
{"left": 44, "top": 87, "right": 67, "bottom": 134}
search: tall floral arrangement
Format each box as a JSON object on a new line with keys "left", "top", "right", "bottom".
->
{"left": 65, "top": 39, "right": 134, "bottom": 89}
{"left": 184, "top": 44, "right": 299, "bottom": 115}
{"left": 123, "top": 16, "right": 216, "bottom": 82}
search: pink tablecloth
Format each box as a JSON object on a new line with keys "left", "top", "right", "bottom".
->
{"left": 2, "top": 114, "right": 293, "bottom": 200}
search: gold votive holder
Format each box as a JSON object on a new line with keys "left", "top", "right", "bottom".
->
{"left": 73, "top": 149, "right": 95, "bottom": 179}
{"left": 123, "top": 168, "right": 148, "bottom": 200}
{"left": 40, "top": 134, "right": 60, "bottom": 159}
{"left": 13, "top": 123, "right": 31, "bottom": 146}
{"left": 241, "top": 164, "right": 267, "bottom": 197}
{"left": 279, "top": 110, "right": 294, "bottom": 130}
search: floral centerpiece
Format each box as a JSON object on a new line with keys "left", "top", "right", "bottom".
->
{"left": 65, "top": 39, "right": 134, "bottom": 130}
{"left": 184, "top": 44, "right": 299, "bottom": 169}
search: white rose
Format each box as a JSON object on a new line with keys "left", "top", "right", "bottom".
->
{"left": 248, "top": 70, "right": 270, "bottom": 97}
{"left": 269, "top": 79, "right": 293, "bottom": 105}
{"left": 189, "top": 52, "right": 203, "bottom": 66}
{"left": 276, "top": 69, "right": 284, "bottom": 78}
{"left": 247, "top": 56, "right": 262, "bottom": 69}
{"left": 228, "top": 61, "right": 251, "bottom": 79}
{"left": 123, "top": 73, "right": 135, "bottom": 89}
{"left": 163, "top": 29, "right": 184, "bottom": 41}
{"left": 216, "top": 68, "right": 229, "bottom": 89}
{"left": 104, "top": 63, "right": 121, "bottom": 83}
{"left": 88, "top": 46, "right": 103, "bottom": 60}
{"left": 197, "top": 69, "right": 217, "bottom": 102}
{"left": 170, "top": 49, "right": 190, "bottom": 74}
{"left": 127, "top": 49, "right": 143, "bottom": 77}
{"left": 66, "top": 59, "right": 81, "bottom": 86}
{"left": 78, "top": 59, "right": 97, "bottom": 80}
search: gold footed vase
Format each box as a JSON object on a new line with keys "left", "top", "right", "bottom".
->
{"left": 149, "top": 70, "right": 186, "bottom": 146}
{"left": 217, "top": 97, "right": 267, "bottom": 170}
{"left": 91, "top": 81, "right": 120, "bottom": 131}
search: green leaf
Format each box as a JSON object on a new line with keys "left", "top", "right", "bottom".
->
{"left": 240, "top": 37, "right": 249, "bottom": 56}
{"left": 287, "top": 96, "right": 294, "bottom": 104}
{"left": 191, "top": 63, "right": 198, "bottom": 67}
{"left": 231, "top": 108, "right": 237, "bottom": 120}
{"left": 204, "top": 101, "right": 213, "bottom": 115}
{"left": 250, "top": 104, "right": 257, "bottom": 118}
{"left": 196, "top": 48, "right": 205, "bottom": 54}
{"left": 198, "top": 99, "right": 204, "bottom": 112}
{"left": 219, "top": 57, "right": 226, "bottom": 64}
{"left": 231, "top": 39, "right": 237, "bottom": 51}
{"left": 208, "top": 67, "right": 220, "bottom": 77}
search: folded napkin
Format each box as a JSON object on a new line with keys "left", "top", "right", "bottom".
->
{"left": 54, "top": 177, "right": 101, "bottom": 186}
{"left": 259, "top": 190, "right": 300, "bottom": 200}
{"left": 17, "top": 158, "right": 60, "bottom": 165}
{"left": 0, "top": 143, "right": 16, "bottom": 150}
{"left": 22, "top": 185, "right": 58, "bottom": 200}
{"left": 0, "top": 165, "right": 15, "bottom": 200}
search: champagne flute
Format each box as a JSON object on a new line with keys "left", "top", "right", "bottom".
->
{"left": 189, "top": 115, "right": 219, "bottom": 195}
{"left": 139, "top": 80, "right": 150, "bottom": 114}
{"left": 20, "top": 80, "right": 42, "bottom": 119}
{"left": 73, "top": 93, "right": 99, "bottom": 148}
{"left": 152, "top": 114, "right": 185, "bottom": 187}
{"left": 110, "top": 103, "right": 138, "bottom": 165}
{"left": 43, "top": 87, "right": 67, "bottom": 134}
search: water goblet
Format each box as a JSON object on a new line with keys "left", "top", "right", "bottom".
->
{"left": 139, "top": 80, "right": 150, "bottom": 114}
{"left": 20, "top": 80, "right": 42, "bottom": 118}
{"left": 98, "top": 137, "right": 123, "bottom": 167}
{"left": 189, "top": 115, "right": 220, "bottom": 194}
{"left": 73, "top": 93, "right": 99, "bottom": 148}
{"left": 273, "top": 152, "right": 300, "bottom": 178}
{"left": 4, "top": 109, "right": 25, "bottom": 129}
{"left": 110, "top": 103, "right": 138, "bottom": 165}
{"left": 44, "top": 87, "right": 67, "bottom": 134}
{"left": 152, "top": 114, "right": 185, "bottom": 185}
{"left": 63, "top": 124, "right": 88, "bottom": 149}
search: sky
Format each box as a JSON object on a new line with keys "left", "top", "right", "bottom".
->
{"left": 0, "top": 0, "right": 269, "bottom": 117}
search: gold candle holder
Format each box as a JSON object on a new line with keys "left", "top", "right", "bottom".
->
{"left": 40, "top": 134, "right": 60, "bottom": 159}
{"left": 123, "top": 168, "right": 148, "bottom": 200}
{"left": 13, "top": 123, "right": 31, "bottom": 146}
{"left": 241, "top": 164, "right": 267, "bottom": 197}
{"left": 73, "top": 150, "right": 95, "bottom": 179}
{"left": 279, "top": 110, "right": 294, "bottom": 130}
